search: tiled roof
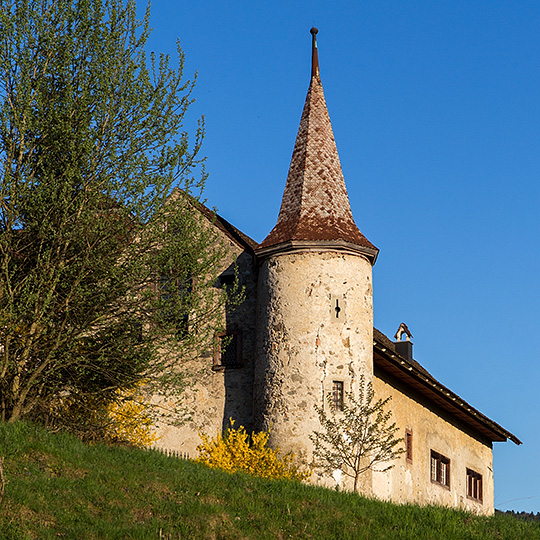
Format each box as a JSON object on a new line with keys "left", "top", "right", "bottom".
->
{"left": 258, "top": 30, "right": 377, "bottom": 261}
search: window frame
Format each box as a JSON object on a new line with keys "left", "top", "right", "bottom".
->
{"left": 331, "top": 380, "right": 345, "bottom": 411}
{"left": 213, "top": 331, "right": 243, "bottom": 371}
{"left": 430, "top": 450, "right": 451, "bottom": 489}
{"left": 405, "top": 429, "right": 413, "bottom": 464}
{"left": 156, "top": 272, "right": 193, "bottom": 337}
{"left": 466, "top": 468, "right": 483, "bottom": 503}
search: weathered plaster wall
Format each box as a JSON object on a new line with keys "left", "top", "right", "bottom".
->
{"left": 153, "top": 231, "right": 257, "bottom": 458}
{"left": 254, "top": 250, "right": 373, "bottom": 490}
{"left": 147, "top": 209, "right": 496, "bottom": 514}
{"left": 372, "top": 370, "right": 494, "bottom": 515}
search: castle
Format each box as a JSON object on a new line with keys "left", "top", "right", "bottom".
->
{"left": 154, "top": 28, "right": 520, "bottom": 515}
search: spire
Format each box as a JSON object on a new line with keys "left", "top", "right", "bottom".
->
{"left": 257, "top": 29, "right": 378, "bottom": 263}
{"left": 311, "top": 27, "right": 319, "bottom": 78}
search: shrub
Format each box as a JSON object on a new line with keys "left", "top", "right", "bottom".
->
{"left": 196, "top": 420, "right": 309, "bottom": 481}
{"left": 43, "top": 383, "right": 158, "bottom": 448}
{"left": 104, "top": 384, "right": 159, "bottom": 448}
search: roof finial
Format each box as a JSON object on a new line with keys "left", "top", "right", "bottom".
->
{"left": 310, "top": 27, "right": 319, "bottom": 78}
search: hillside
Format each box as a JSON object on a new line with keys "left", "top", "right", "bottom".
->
{"left": 0, "top": 422, "right": 536, "bottom": 539}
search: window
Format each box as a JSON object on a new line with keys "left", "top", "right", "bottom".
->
{"left": 158, "top": 273, "right": 192, "bottom": 338}
{"left": 430, "top": 450, "right": 450, "bottom": 488}
{"left": 158, "top": 273, "right": 192, "bottom": 301}
{"left": 213, "top": 332, "right": 242, "bottom": 370}
{"left": 332, "top": 381, "right": 344, "bottom": 411}
{"left": 330, "top": 294, "right": 345, "bottom": 323}
{"left": 405, "top": 430, "right": 413, "bottom": 463}
{"left": 219, "top": 273, "right": 235, "bottom": 288}
{"left": 132, "top": 320, "right": 143, "bottom": 343}
{"left": 466, "top": 469, "right": 483, "bottom": 502}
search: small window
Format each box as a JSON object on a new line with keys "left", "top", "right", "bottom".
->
{"left": 466, "top": 468, "right": 483, "bottom": 502}
{"left": 158, "top": 273, "right": 192, "bottom": 338}
{"left": 158, "top": 274, "right": 193, "bottom": 301}
{"left": 219, "top": 273, "right": 235, "bottom": 288}
{"left": 132, "top": 320, "right": 143, "bottom": 343}
{"left": 405, "top": 430, "right": 413, "bottom": 463}
{"left": 213, "top": 332, "right": 242, "bottom": 370}
{"left": 332, "top": 381, "right": 344, "bottom": 411}
{"left": 430, "top": 450, "right": 450, "bottom": 488}
{"left": 176, "top": 314, "right": 189, "bottom": 339}
{"left": 330, "top": 294, "right": 345, "bottom": 323}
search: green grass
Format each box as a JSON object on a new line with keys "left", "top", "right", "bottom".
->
{"left": 0, "top": 421, "right": 537, "bottom": 539}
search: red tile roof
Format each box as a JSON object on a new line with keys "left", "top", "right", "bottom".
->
{"left": 258, "top": 31, "right": 377, "bottom": 262}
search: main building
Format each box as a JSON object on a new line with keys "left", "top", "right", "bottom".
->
{"left": 154, "top": 28, "right": 520, "bottom": 515}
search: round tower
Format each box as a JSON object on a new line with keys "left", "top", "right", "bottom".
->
{"left": 254, "top": 29, "right": 379, "bottom": 483}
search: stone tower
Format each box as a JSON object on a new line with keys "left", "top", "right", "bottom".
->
{"left": 254, "top": 28, "right": 379, "bottom": 482}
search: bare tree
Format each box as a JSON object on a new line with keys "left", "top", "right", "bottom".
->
{"left": 310, "top": 376, "right": 404, "bottom": 492}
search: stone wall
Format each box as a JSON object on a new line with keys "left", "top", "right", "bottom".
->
{"left": 152, "top": 226, "right": 257, "bottom": 457}
{"left": 147, "top": 208, "right": 496, "bottom": 514}
{"left": 254, "top": 249, "right": 373, "bottom": 490}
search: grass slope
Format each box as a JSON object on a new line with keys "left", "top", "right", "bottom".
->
{"left": 0, "top": 421, "right": 536, "bottom": 539}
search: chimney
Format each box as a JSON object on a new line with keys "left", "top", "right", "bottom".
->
{"left": 394, "top": 323, "right": 413, "bottom": 362}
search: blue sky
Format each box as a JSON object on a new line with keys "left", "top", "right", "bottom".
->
{"left": 137, "top": 1, "right": 540, "bottom": 512}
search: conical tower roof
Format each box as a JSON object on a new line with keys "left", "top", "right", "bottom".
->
{"left": 257, "top": 28, "right": 378, "bottom": 264}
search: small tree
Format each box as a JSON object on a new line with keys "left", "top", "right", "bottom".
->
{"left": 196, "top": 420, "right": 309, "bottom": 481}
{"left": 310, "top": 376, "right": 404, "bottom": 492}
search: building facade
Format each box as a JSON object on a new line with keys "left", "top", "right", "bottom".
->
{"left": 154, "top": 29, "right": 520, "bottom": 515}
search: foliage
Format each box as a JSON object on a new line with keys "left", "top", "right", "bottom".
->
{"left": 310, "top": 375, "right": 404, "bottom": 492}
{"left": 0, "top": 0, "right": 240, "bottom": 425}
{"left": 43, "top": 390, "right": 112, "bottom": 442}
{"left": 196, "top": 420, "right": 309, "bottom": 481}
{"left": 40, "top": 381, "right": 158, "bottom": 447}
{"left": 1, "top": 421, "right": 538, "bottom": 540}
{"left": 104, "top": 382, "right": 159, "bottom": 448}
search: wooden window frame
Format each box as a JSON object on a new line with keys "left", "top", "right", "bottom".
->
{"left": 405, "top": 429, "right": 413, "bottom": 464}
{"left": 466, "top": 468, "right": 483, "bottom": 503}
{"left": 331, "top": 380, "right": 344, "bottom": 411}
{"left": 213, "top": 331, "right": 242, "bottom": 371}
{"left": 430, "top": 450, "right": 450, "bottom": 489}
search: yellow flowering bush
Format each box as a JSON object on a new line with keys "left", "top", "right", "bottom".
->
{"left": 196, "top": 420, "right": 309, "bottom": 481}
{"left": 45, "top": 383, "right": 158, "bottom": 448}
{"left": 105, "top": 384, "right": 159, "bottom": 448}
